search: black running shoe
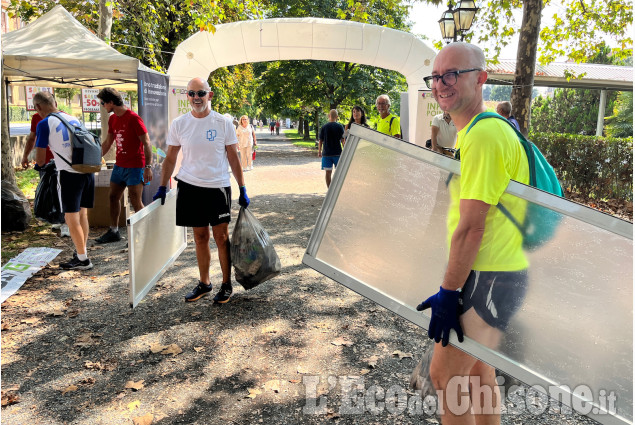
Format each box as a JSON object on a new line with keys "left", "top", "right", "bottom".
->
{"left": 213, "top": 283, "right": 233, "bottom": 304}
{"left": 60, "top": 255, "right": 93, "bottom": 270}
{"left": 96, "top": 229, "right": 122, "bottom": 244}
{"left": 185, "top": 281, "right": 212, "bottom": 302}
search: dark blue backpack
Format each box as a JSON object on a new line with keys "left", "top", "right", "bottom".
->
{"left": 465, "top": 112, "right": 564, "bottom": 250}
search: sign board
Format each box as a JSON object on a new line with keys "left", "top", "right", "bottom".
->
{"left": 303, "top": 124, "right": 633, "bottom": 425}
{"left": 25, "top": 86, "right": 53, "bottom": 111}
{"left": 81, "top": 89, "right": 100, "bottom": 112}
{"left": 415, "top": 89, "right": 443, "bottom": 145}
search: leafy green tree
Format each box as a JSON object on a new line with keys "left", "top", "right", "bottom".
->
{"left": 605, "top": 91, "right": 634, "bottom": 138}
{"left": 489, "top": 85, "right": 513, "bottom": 102}
{"left": 428, "top": 0, "right": 633, "bottom": 135}
{"left": 55, "top": 88, "right": 80, "bottom": 107}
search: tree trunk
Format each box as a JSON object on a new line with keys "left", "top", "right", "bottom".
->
{"left": 1, "top": 77, "right": 16, "bottom": 185}
{"left": 98, "top": 0, "right": 114, "bottom": 160}
{"left": 298, "top": 116, "right": 303, "bottom": 136}
{"left": 511, "top": 0, "right": 543, "bottom": 136}
{"left": 314, "top": 113, "right": 320, "bottom": 139}
{"left": 303, "top": 117, "right": 310, "bottom": 140}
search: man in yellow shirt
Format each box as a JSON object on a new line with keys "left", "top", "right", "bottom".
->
{"left": 418, "top": 42, "right": 529, "bottom": 424}
{"left": 375, "top": 94, "right": 401, "bottom": 138}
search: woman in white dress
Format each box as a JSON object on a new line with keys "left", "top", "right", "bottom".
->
{"left": 236, "top": 115, "right": 257, "bottom": 171}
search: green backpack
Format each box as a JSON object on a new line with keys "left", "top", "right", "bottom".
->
{"left": 465, "top": 112, "right": 564, "bottom": 250}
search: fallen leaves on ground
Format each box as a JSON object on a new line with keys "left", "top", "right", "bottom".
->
{"left": 261, "top": 325, "right": 278, "bottom": 334}
{"left": 132, "top": 413, "right": 153, "bottom": 425}
{"left": 366, "top": 355, "right": 379, "bottom": 368}
{"left": 160, "top": 344, "right": 182, "bottom": 356}
{"left": 125, "top": 380, "right": 145, "bottom": 391}
{"left": 20, "top": 317, "right": 40, "bottom": 325}
{"left": 331, "top": 337, "right": 353, "bottom": 347}
{"left": 1, "top": 391, "right": 19, "bottom": 406}
{"left": 61, "top": 385, "right": 78, "bottom": 395}
{"left": 127, "top": 400, "right": 140, "bottom": 411}
{"left": 392, "top": 350, "right": 413, "bottom": 360}
{"left": 246, "top": 388, "right": 262, "bottom": 399}
{"left": 149, "top": 343, "right": 168, "bottom": 354}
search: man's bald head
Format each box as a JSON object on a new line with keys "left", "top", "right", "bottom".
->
{"left": 328, "top": 109, "right": 339, "bottom": 121}
{"left": 187, "top": 77, "right": 211, "bottom": 91}
{"left": 435, "top": 42, "right": 486, "bottom": 70}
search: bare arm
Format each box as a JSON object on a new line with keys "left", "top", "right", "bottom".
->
{"left": 101, "top": 133, "right": 115, "bottom": 157}
{"left": 442, "top": 199, "right": 490, "bottom": 291}
{"left": 22, "top": 132, "right": 36, "bottom": 168}
{"left": 430, "top": 125, "right": 443, "bottom": 153}
{"left": 159, "top": 145, "right": 181, "bottom": 187}
{"left": 35, "top": 147, "right": 47, "bottom": 167}
{"left": 318, "top": 139, "right": 323, "bottom": 157}
{"left": 226, "top": 144, "right": 245, "bottom": 187}
{"left": 140, "top": 132, "right": 153, "bottom": 183}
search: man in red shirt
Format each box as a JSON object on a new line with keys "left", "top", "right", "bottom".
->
{"left": 22, "top": 112, "right": 54, "bottom": 169}
{"left": 95, "top": 87, "right": 153, "bottom": 243}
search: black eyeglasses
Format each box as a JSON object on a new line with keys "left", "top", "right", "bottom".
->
{"left": 423, "top": 68, "right": 481, "bottom": 89}
{"left": 187, "top": 90, "right": 208, "bottom": 98}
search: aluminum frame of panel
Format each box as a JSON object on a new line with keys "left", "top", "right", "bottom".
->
{"left": 303, "top": 123, "right": 633, "bottom": 425}
{"left": 128, "top": 189, "right": 187, "bottom": 308}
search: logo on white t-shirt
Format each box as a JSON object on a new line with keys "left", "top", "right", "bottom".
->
{"left": 206, "top": 129, "right": 217, "bottom": 141}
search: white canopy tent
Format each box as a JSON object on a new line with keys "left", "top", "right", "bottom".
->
{"left": 168, "top": 18, "right": 436, "bottom": 145}
{"left": 2, "top": 4, "right": 147, "bottom": 90}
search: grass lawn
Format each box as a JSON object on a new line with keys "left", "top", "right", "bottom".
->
{"left": 283, "top": 129, "right": 317, "bottom": 149}
{"left": 16, "top": 168, "right": 40, "bottom": 199}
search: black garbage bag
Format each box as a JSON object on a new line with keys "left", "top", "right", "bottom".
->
{"left": 34, "top": 162, "right": 65, "bottom": 224}
{"left": 1, "top": 180, "right": 32, "bottom": 231}
{"left": 230, "top": 207, "right": 281, "bottom": 290}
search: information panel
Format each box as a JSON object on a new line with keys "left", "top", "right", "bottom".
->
{"left": 303, "top": 124, "right": 633, "bottom": 425}
{"left": 128, "top": 190, "right": 187, "bottom": 308}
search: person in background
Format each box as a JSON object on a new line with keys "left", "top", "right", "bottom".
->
{"left": 275, "top": 119, "right": 281, "bottom": 135}
{"left": 375, "top": 94, "right": 401, "bottom": 138}
{"left": 95, "top": 87, "right": 153, "bottom": 244}
{"left": 430, "top": 111, "right": 458, "bottom": 156}
{"left": 33, "top": 91, "right": 95, "bottom": 270}
{"left": 236, "top": 115, "right": 257, "bottom": 171}
{"left": 496, "top": 101, "right": 520, "bottom": 131}
{"left": 153, "top": 77, "right": 250, "bottom": 305}
{"left": 343, "top": 105, "right": 369, "bottom": 141}
{"left": 270, "top": 120, "right": 275, "bottom": 135}
{"left": 318, "top": 109, "right": 345, "bottom": 188}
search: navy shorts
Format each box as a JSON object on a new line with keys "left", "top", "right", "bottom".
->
{"left": 111, "top": 164, "right": 144, "bottom": 186}
{"left": 175, "top": 180, "right": 231, "bottom": 227}
{"left": 460, "top": 269, "right": 528, "bottom": 331}
{"left": 59, "top": 170, "right": 95, "bottom": 213}
{"left": 321, "top": 155, "right": 340, "bottom": 170}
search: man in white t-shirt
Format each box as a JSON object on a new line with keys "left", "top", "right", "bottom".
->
{"left": 430, "top": 112, "right": 457, "bottom": 155}
{"left": 33, "top": 91, "right": 95, "bottom": 270}
{"left": 153, "top": 77, "right": 249, "bottom": 304}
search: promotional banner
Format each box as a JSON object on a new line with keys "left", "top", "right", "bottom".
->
{"left": 1, "top": 248, "right": 62, "bottom": 303}
{"left": 137, "top": 69, "right": 169, "bottom": 205}
{"left": 415, "top": 89, "right": 443, "bottom": 146}
{"left": 26, "top": 86, "right": 53, "bottom": 111}
{"left": 81, "top": 88, "right": 100, "bottom": 112}
{"left": 168, "top": 86, "right": 191, "bottom": 125}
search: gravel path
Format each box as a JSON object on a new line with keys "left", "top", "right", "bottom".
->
{"left": 1, "top": 130, "right": 599, "bottom": 425}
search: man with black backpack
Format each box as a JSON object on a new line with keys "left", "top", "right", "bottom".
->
{"left": 416, "top": 42, "right": 531, "bottom": 423}
{"left": 34, "top": 91, "right": 94, "bottom": 270}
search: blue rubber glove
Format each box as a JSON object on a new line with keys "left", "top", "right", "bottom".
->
{"left": 417, "top": 286, "right": 464, "bottom": 347}
{"left": 153, "top": 185, "right": 167, "bottom": 205}
{"left": 239, "top": 186, "right": 250, "bottom": 208}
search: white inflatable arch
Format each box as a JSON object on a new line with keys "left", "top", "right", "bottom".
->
{"left": 168, "top": 18, "right": 437, "bottom": 145}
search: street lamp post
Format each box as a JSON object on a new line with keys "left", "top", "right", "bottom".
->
{"left": 438, "top": 0, "right": 479, "bottom": 44}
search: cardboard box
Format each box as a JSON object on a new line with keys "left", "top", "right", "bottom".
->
{"left": 88, "top": 186, "right": 130, "bottom": 228}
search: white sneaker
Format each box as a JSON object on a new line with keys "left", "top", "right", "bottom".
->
{"left": 60, "top": 223, "right": 70, "bottom": 237}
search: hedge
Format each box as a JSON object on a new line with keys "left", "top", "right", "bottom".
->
{"left": 530, "top": 132, "right": 633, "bottom": 201}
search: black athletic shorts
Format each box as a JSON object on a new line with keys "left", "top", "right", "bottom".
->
{"left": 175, "top": 179, "right": 231, "bottom": 227}
{"left": 460, "top": 269, "right": 528, "bottom": 331}
{"left": 59, "top": 170, "right": 95, "bottom": 213}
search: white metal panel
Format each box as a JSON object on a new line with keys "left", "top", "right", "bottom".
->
{"left": 304, "top": 124, "right": 633, "bottom": 425}
{"left": 128, "top": 190, "right": 187, "bottom": 308}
